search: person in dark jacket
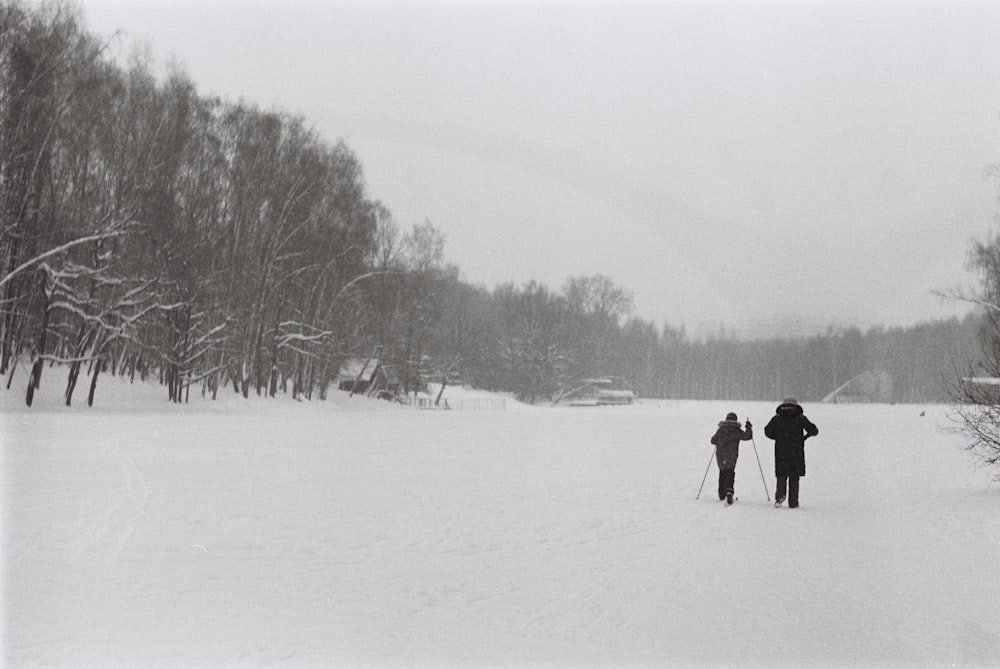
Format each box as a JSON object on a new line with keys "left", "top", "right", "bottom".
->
{"left": 710, "top": 412, "right": 753, "bottom": 504}
{"left": 764, "top": 398, "right": 818, "bottom": 508}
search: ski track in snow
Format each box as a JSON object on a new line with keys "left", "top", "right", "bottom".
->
{"left": 67, "top": 439, "right": 151, "bottom": 565}
{"left": 3, "top": 385, "right": 1000, "bottom": 668}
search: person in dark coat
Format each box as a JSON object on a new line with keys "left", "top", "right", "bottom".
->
{"left": 710, "top": 412, "right": 753, "bottom": 504}
{"left": 764, "top": 398, "right": 818, "bottom": 508}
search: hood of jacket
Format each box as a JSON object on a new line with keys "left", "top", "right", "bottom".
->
{"left": 717, "top": 419, "right": 743, "bottom": 429}
{"left": 776, "top": 402, "right": 803, "bottom": 417}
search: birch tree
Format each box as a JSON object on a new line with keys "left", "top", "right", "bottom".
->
{"left": 948, "top": 161, "right": 1000, "bottom": 482}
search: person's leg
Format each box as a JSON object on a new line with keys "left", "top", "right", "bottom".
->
{"left": 723, "top": 469, "right": 735, "bottom": 502}
{"left": 775, "top": 476, "right": 787, "bottom": 504}
{"left": 726, "top": 469, "right": 736, "bottom": 493}
{"left": 718, "top": 470, "right": 726, "bottom": 500}
{"left": 788, "top": 475, "right": 800, "bottom": 508}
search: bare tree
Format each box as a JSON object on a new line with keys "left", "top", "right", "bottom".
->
{"left": 494, "top": 281, "right": 570, "bottom": 404}
{"left": 946, "top": 161, "right": 1000, "bottom": 483}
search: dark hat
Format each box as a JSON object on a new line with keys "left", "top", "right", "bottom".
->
{"left": 725, "top": 412, "right": 738, "bottom": 421}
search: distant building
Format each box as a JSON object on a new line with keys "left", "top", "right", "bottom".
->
{"left": 821, "top": 369, "right": 893, "bottom": 403}
{"left": 337, "top": 358, "right": 401, "bottom": 399}
{"left": 554, "top": 377, "right": 636, "bottom": 407}
{"left": 960, "top": 377, "right": 1000, "bottom": 403}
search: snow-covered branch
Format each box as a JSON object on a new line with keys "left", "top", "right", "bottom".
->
{"left": 278, "top": 331, "right": 332, "bottom": 347}
{"left": 0, "top": 229, "right": 128, "bottom": 290}
{"left": 329, "top": 270, "right": 401, "bottom": 305}
{"left": 932, "top": 288, "right": 1000, "bottom": 313}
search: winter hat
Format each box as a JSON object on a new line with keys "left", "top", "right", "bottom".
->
{"left": 725, "top": 412, "right": 738, "bottom": 421}
{"left": 782, "top": 397, "right": 799, "bottom": 405}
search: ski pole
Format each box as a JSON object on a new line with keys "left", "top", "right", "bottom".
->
{"left": 749, "top": 428, "right": 771, "bottom": 502}
{"left": 696, "top": 446, "right": 716, "bottom": 500}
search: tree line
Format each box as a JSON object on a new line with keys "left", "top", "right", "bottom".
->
{"left": 0, "top": 1, "right": 982, "bottom": 407}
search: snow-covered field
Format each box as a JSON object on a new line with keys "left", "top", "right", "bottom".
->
{"left": 3, "top": 375, "right": 1000, "bottom": 668}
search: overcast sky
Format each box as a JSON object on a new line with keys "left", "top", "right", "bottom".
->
{"left": 78, "top": 0, "right": 1000, "bottom": 334}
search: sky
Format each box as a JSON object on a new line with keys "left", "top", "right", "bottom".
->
{"left": 76, "top": 0, "right": 1000, "bottom": 336}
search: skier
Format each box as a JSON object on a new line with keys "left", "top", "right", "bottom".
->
{"left": 764, "top": 398, "right": 819, "bottom": 508}
{"left": 710, "top": 412, "right": 753, "bottom": 504}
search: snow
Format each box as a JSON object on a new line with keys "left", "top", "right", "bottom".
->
{"left": 3, "top": 374, "right": 1000, "bottom": 667}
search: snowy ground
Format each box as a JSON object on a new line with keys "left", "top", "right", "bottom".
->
{"left": 3, "top": 374, "right": 1000, "bottom": 668}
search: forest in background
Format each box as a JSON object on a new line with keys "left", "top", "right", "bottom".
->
{"left": 0, "top": 1, "right": 985, "bottom": 407}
